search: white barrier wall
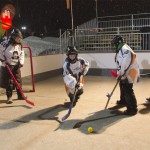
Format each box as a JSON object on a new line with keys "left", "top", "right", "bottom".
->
{"left": 22, "top": 54, "right": 64, "bottom": 77}
{"left": 79, "top": 53, "right": 150, "bottom": 70}
{"left": 21, "top": 52, "right": 150, "bottom": 77}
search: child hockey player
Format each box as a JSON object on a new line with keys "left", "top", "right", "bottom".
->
{"left": 63, "top": 46, "right": 89, "bottom": 107}
{"left": 111, "top": 35, "right": 140, "bottom": 115}
{"left": 0, "top": 29, "right": 24, "bottom": 104}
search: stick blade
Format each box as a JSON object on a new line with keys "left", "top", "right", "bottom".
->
{"left": 61, "top": 104, "right": 72, "bottom": 121}
{"left": 25, "top": 99, "right": 35, "bottom": 106}
{"left": 62, "top": 114, "right": 70, "bottom": 122}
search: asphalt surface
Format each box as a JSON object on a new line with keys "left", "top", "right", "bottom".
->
{"left": 0, "top": 76, "right": 150, "bottom": 150}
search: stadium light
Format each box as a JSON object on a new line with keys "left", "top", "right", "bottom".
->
{"left": 21, "top": 26, "right": 27, "bottom": 30}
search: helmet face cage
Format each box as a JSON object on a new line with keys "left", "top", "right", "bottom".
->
{"left": 111, "top": 35, "right": 123, "bottom": 48}
{"left": 66, "top": 46, "right": 78, "bottom": 56}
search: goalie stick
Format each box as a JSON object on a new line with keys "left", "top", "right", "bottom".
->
{"left": 6, "top": 64, "right": 35, "bottom": 106}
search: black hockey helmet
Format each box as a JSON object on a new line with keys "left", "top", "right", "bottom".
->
{"left": 66, "top": 46, "right": 78, "bottom": 56}
{"left": 10, "top": 29, "right": 23, "bottom": 41}
{"left": 111, "top": 35, "right": 123, "bottom": 48}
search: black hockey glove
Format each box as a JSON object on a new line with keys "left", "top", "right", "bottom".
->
{"left": 13, "top": 63, "right": 23, "bottom": 70}
{"left": 75, "top": 82, "right": 80, "bottom": 89}
{"left": 117, "top": 75, "right": 122, "bottom": 81}
{"left": 79, "top": 71, "right": 84, "bottom": 78}
{"left": 72, "top": 74, "right": 77, "bottom": 80}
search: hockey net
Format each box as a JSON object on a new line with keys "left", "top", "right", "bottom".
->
{"left": 21, "top": 46, "right": 35, "bottom": 92}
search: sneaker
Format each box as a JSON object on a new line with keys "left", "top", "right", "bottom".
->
{"left": 6, "top": 97, "right": 13, "bottom": 104}
{"left": 123, "top": 110, "right": 137, "bottom": 116}
{"left": 116, "top": 100, "right": 126, "bottom": 105}
{"left": 146, "top": 97, "right": 150, "bottom": 103}
{"left": 73, "top": 101, "right": 77, "bottom": 107}
{"left": 63, "top": 102, "right": 71, "bottom": 108}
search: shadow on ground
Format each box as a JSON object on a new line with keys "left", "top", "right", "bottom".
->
{"left": 138, "top": 103, "right": 150, "bottom": 114}
{"left": 0, "top": 101, "right": 149, "bottom": 134}
{"left": 56, "top": 105, "right": 129, "bottom": 134}
{"left": 0, "top": 103, "right": 68, "bottom": 130}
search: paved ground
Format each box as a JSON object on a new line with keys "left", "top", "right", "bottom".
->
{"left": 0, "top": 76, "right": 150, "bottom": 150}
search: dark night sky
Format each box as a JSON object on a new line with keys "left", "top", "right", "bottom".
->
{"left": 0, "top": 0, "right": 96, "bottom": 36}
{"left": 1, "top": 0, "right": 150, "bottom": 37}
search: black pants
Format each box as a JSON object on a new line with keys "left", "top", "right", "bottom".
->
{"left": 120, "top": 79, "right": 137, "bottom": 112}
{"left": 3, "top": 65, "right": 22, "bottom": 98}
{"left": 119, "top": 81, "right": 126, "bottom": 102}
{"left": 69, "top": 88, "right": 84, "bottom": 102}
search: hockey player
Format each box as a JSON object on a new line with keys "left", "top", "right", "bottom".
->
{"left": 0, "top": 35, "right": 10, "bottom": 61}
{"left": 0, "top": 35, "right": 10, "bottom": 88}
{"left": 111, "top": 35, "right": 140, "bottom": 115}
{"left": 63, "top": 46, "right": 89, "bottom": 107}
{"left": 0, "top": 29, "right": 24, "bottom": 104}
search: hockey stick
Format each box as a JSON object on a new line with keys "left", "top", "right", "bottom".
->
{"left": 6, "top": 64, "right": 35, "bottom": 106}
{"left": 104, "top": 70, "right": 119, "bottom": 109}
{"left": 105, "top": 80, "right": 119, "bottom": 109}
{"left": 73, "top": 114, "right": 119, "bottom": 129}
{"left": 61, "top": 78, "right": 80, "bottom": 122}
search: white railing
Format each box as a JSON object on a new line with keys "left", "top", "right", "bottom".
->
{"left": 59, "top": 13, "right": 150, "bottom": 52}
{"left": 98, "top": 13, "right": 150, "bottom": 33}
{"left": 74, "top": 32, "right": 150, "bottom": 52}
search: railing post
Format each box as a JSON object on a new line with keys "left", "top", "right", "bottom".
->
{"left": 59, "top": 28, "right": 62, "bottom": 53}
{"left": 131, "top": 14, "right": 134, "bottom": 31}
{"left": 117, "top": 27, "right": 120, "bottom": 35}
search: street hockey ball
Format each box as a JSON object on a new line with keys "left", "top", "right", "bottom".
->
{"left": 88, "top": 127, "right": 93, "bottom": 133}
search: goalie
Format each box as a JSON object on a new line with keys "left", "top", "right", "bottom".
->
{"left": 63, "top": 46, "right": 89, "bottom": 107}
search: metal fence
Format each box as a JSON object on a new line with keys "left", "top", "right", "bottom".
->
{"left": 98, "top": 13, "right": 150, "bottom": 32}
{"left": 75, "top": 32, "right": 150, "bottom": 52}
{"left": 60, "top": 29, "right": 150, "bottom": 53}
{"left": 60, "top": 13, "right": 150, "bottom": 53}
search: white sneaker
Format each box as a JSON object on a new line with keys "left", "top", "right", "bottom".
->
{"left": 6, "top": 97, "right": 13, "bottom": 104}
{"left": 146, "top": 97, "right": 150, "bottom": 103}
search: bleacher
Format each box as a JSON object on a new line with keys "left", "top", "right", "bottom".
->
{"left": 63, "top": 13, "right": 150, "bottom": 52}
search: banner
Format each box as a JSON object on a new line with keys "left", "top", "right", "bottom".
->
{"left": 1, "top": 3, "right": 16, "bottom": 19}
{"left": 66, "top": 0, "right": 70, "bottom": 9}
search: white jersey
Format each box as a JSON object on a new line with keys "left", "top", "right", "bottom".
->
{"left": 63, "top": 57, "right": 89, "bottom": 77}
{"left": 1, "top": 44, "right": 24, "bottom": 66}
{"left": 63, "top": 57, "right": 89, "bottom": 89}
{"left": 116, "top": 44, "right": 140, "bottom": 83}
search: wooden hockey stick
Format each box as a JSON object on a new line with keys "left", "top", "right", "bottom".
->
{"left": 104, "top": 70, "right": 119, "bottom": 109}
{"left": 105, "top": 80, "right": 120, "bottom": 109}
{"left": 6, "top": 65, "right": 35, "bottom": 106}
